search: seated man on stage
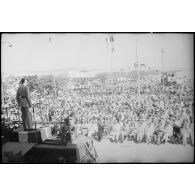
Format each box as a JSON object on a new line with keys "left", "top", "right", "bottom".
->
{"left": 60, "top": 111, "right": 76, "bottom": 142}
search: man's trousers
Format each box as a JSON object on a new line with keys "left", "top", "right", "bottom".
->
{"left": 21, "top": 107, "right": 32, "bottom": 130}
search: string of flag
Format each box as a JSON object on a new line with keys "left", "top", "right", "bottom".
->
{"left": 49, "top": 37, "right": 52, "bottom": 44}
{"left": 105, "top": 35, "right": 115, "bottom": 53}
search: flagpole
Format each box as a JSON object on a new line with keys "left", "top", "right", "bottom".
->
{"left": 136, "top": 37, "right": 140, "bottom": 108}
{"left": 105, "top": 36, "right": 109, "bottom": 84}
{"left": 107, "top": 35, "right": 113, "bottom": 93}
{"left": 53, "top": 74, "right": 56, "bottom": 88}
{"left": 109, "top": 35, "right": 113, "bottom": 89}
{"left": 110, "top": 35, "right": 115, "bottom": 93}
{"left": 49, "top": 37, "right": 56, "bottom": 90}
{"left": 161, "top": 48, "right": 164, "bottom": 89}
{"left": 110, "top": 41, "right": 112, "bottom": 93}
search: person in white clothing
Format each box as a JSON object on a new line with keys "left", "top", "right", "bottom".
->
{"left": 87, "top": 120, "right": 93, "bottom": 137}
{"left": 146, "top": 120, "right": 155, "bottom": 144}
{"left": 163, "top": 121, "right": 173, "bottom": 143}
{"left": 137, "top": 120, "right": 145, "bottom": 143}
{"left": 112, "top": 119, "right": 122, "bottom": 143}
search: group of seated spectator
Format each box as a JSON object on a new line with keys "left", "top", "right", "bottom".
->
{"left": 1, "top": 71, "right": 194, "bottom": 146}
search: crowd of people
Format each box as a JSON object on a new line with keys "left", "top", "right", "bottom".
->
{"left": 1, "top": 71, "right": 194, "bottom": 146}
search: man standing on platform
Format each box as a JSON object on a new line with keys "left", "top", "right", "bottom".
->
{"left": 16, "top": 78, "right": 32, "bottom": 130}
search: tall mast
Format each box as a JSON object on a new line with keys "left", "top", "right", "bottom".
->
{"left": 105, "top": 36, "right": 110, "bottom": 83}
{"left": 161, "top": 48, "right": 164, "bottom": 87}
{"left": 136, "top": 37, "right": 140, "bottom": 108}
{"left": 49, "top": 36, "right": 56, "bottom": 89}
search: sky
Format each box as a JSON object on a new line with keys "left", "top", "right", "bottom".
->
{"left": 1, "top": 33, "right": 194, "bottom": 76}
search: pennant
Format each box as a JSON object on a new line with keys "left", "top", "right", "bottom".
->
{"left": 110, "top": 35, "right": 114, "bottom": 42}
{"left": 134, "top": 63, "right": 138, "bottom": 68}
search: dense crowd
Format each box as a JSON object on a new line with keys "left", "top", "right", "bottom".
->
{"left": 1, "top": 71, "right": 194, "bottom": 146}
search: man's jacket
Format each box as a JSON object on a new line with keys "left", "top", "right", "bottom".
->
{"left": 16, "top": 85, "right": 32, "bottom": 108}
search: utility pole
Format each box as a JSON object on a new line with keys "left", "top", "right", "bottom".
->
{"left": 105, "top": 36, "right": 110, "bottom": 84}
{"left": 107, "top": 34, "right": 114, "bottom": 93}
{"left": 49, "top": 37, "right": 56, "bottom": 89}
{"left": 110, "top": 35, "right": 114, "bottom": 87}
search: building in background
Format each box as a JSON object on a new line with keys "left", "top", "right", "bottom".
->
{"left": 68, "top": 71, "right": 97, "bottom": 78}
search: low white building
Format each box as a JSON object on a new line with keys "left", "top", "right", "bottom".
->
{"left": 68, "top": 71, "right": 96, "bottom": 78}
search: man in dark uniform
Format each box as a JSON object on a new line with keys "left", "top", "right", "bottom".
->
{"left": 97, "top": 120, "right": 104, "bottom": 142}
{"left": 16, "top": 78, "right": 32, "bottom": 130}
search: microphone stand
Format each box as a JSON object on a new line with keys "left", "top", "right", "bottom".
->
{"left": 32, "top": 105, "right": 38, "bottom": 143}
{"left": 33, "top": 105, "right": 36, "bottom": 130}
{"left": 18, "top": 106, "right": 21, "bottom": 124}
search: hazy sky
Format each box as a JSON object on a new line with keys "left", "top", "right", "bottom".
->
{"left": 1, "top": 33, "right": 194, "bottom": 75}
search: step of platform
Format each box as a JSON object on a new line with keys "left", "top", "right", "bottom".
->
{"left": 8, "top": 126, "right": 52, "bottom": 143}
